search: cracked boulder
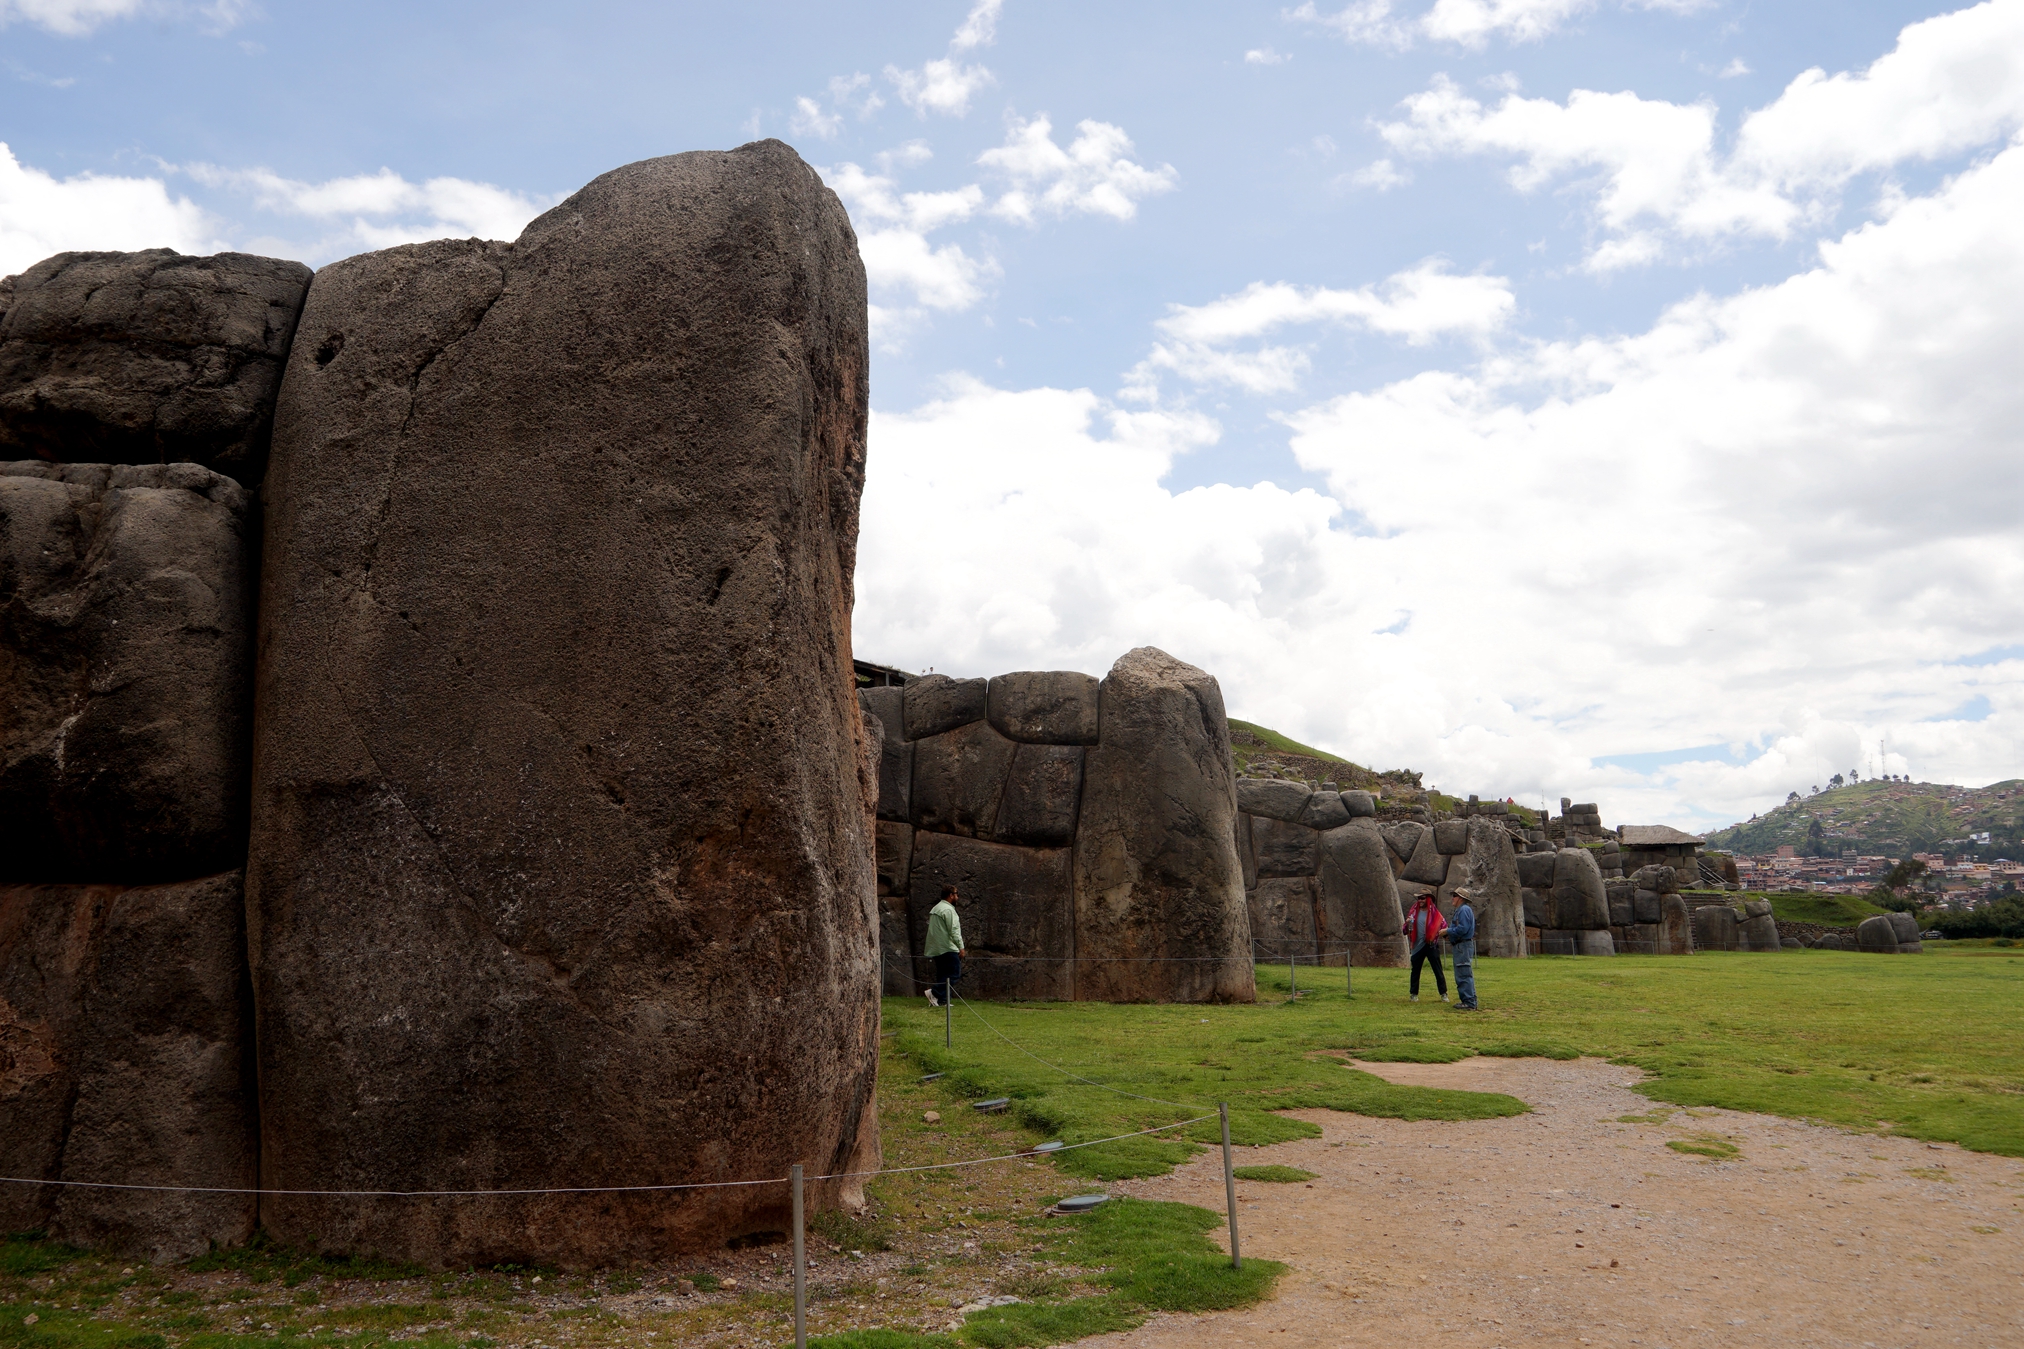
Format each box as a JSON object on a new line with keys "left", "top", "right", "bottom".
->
{"left": 246, "top": 142, "right": 877, "bottom": 1265}
{"left": 1072, "top": 647, "right": 1254, "bottom": 1002}
{"left": 0, "top": 250, "right": 311, "bottom": 482}
{"left": 1, "top": 461, "right": 254, "bottom": 881}
{"left": 0, "top": 871, "right": 256, "bottom": 1261}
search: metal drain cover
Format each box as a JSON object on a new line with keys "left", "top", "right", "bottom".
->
{"left": 1056, "top": 1194, "right": 1109, "bottom": 1213}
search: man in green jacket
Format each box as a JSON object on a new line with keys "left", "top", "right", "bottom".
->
{"left": 925, "top": 884, "right": 966, "bottom": 1007}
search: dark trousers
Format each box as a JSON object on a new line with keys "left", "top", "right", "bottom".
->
{"left": 1409, "top": 942, "right": 1447, "bottom": 997}
{"left": 931, "top": 952, "right": 963, "bottom": 1006}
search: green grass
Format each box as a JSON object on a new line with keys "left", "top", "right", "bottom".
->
{"left": 896, "top": 942, "right": 2024, "bottom": 1169}
{"left": 183, "top": 1231, "right": 426, "bottom": 1286}
{"left": 1753, "top": 892, "right": 1890, "bottom": 926}
{"left": 1229, "top": 1166, "right": 1315, "bottom": 1183}
{"left": 1226, "top": 719, "right": 1347, "bottom": 764}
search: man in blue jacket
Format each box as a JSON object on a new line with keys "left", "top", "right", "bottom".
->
{"left": 1448, "top": 888, "right": 1480, "bottom": 1011}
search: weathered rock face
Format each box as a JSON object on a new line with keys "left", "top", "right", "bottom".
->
{"left": 1237, "top": 777, "right": 1310, "bottom": 824}
{"left": 1550, "top": 849, "right": 1609, "bottom": 931}
{"left": 1856, "top": 913, "right": 1902, "bottom": 953}
{"left": 1661, "top": 894, "right": 1691, "bottom": 954}
{"left": 1886, "top": 912, "right": 1922, "bottom": 952}
{"left": 1248, "top": 876, "right": 1318, "bottom": 958}
{"left": 904, "top": 673, "right": 987, "bottom": 739}
{"left": 0, "top": 250, "right": 311, "bottom": 481}
{"left": 0, "top": 871, "right": 256, "bottom": 1261}
{"left": 1438, "top": 817, "right": 1524, "bottom": 958}
{"left": 1, "top": 461, "right": 254, "bottom": 881}
{"left": 1317, "top": 820, "right": 1408, "bottom": 967}
{"left": 1253, "top": 815, "right": 1320, "bottom": 878}
{"left": 1073, "top": 647, "right": 1253, "bottom": 1002}
{"left": 907, "top": 834, "right": 1074, "bottom": 1001}
{"left": 994, "top": 744, "right": 1085, "bottom": 847}
{"left": 1694, "top": 905, "right": 1741, "bottom": 952}
{"left": 246, "top": 143, "right": 877, "bottom": 1264}
{"left": 987, "top": 671, "right": 1099, "bottom": 745}
{"left": 860, "top": 685, "right": 912, "bottom": 821}
{"left": 911, "top": 719, "right": 1018, "bottom": 838}
{"left": 1402, "top": 828, "right": 1450, "bottom": 886}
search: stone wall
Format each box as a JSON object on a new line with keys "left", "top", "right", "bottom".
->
{"left": 867, "top": 648, "right": 1255, "bottom": 1003}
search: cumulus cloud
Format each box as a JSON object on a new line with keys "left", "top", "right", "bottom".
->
{"left": 1347, "top": 157, "right": 1411, "bottom": 190}
{"left": 826, "top": 161, "right": 997, "bottom": 343}
{"left": 0, "top": 0, "right": 246, "bottom": 35}
{"left": 1127, "top": 261, "right": 1515, "bottom": 395}
{"left": 887, "top": 0, "right": 1003, "bottom": 117}
{"left": 858, "top": 126, "right": 2024, "bottom": 828}
{"left": 1245, "top": 46, "right": 1291, "bottom": 64}
{"left": 1375, "top": 0, "right": 2024, "bottom": 268}
{"left": 1290, "top": 0, "right": 1705, "bottom": 50}
{"left": 979, "top": 116, "right": 1177, "bottom": 223}
{"left": 183, "top": 163, "right": 555, "bottom": 259}
{"left": 790, "top": 96, "right": 844, "bottom": 141}
{"left": 0, "top": 143, "right": 224, "bottom": 277}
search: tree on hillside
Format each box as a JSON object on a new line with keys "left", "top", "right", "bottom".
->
{"left": 1805, "top": 817, "right": 1827, "bottom": 857}
{"left": 1884, "top": 857, "right": 1928, "bottom": 890}
{"left": 1830, "top": 773, "right": 1845, "bottom": 787}
{"left": 1786, "top": 791, "right": 1801, "bottom": 804}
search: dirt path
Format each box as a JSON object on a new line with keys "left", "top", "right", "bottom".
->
{"left": 1093, "top": 1056, "right": 2024, "bottom": 1349}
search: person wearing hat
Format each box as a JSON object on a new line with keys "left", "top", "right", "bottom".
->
{"left": 1447, "top": 888, "right": 1480, "bottom": 1011}
{"left": 1402, "top": 890, "right": 1448, "bottom": 1003}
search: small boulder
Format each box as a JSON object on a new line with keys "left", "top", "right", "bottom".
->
{"left": 1298, "top": 791, "right": 1352, "bottom": 831}
{"left": 1341, "top": 790, "right": 1377, "bottom": 818}
{"left": 1856, "top": 914, "right": 1900, "bottom": 953}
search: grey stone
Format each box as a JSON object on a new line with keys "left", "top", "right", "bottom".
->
{"left": 1743, "top": 899, "right": 1773, "bottom": 919}
{"left": 986, "top": 670, "right": 1099, "bottom": 745}
{"left": 1662, "top": 894, "right": 1690, "bottom": 953}
{"left": 245, "top": 143, "right": 879, "bottom": 1265}
{"left": 1432, "top": 819, "right": 1470, "bottom": 854}
{"left": 1741, "top": 913, "right": 1780, "bottom": 952}
{"left": 1694, "top": 905, "right": 1741, "bottom": 952}
{"left": 1516, "top": 852, "right": 1558, "bottom": 889}
{"left": 911, "top": 719, "right": 1018, "bottom": 838}
{"left": 908, "top": 833, "right": 1074, "bottom": 1001}
{"left": 1633, "top": 888, "right": 1662, "bottom": 924}
{"left": 875, "top": 820, "right": 914, "bottom": 896}
{"left": 859, "top": 688, "right": 912, "bottom": 821}
{"left": 1236, "top": 777, "right": 1312, "bottom": 824}
{"left": 903, "top": 673, "right": 987, "bottom": 740}
{"left": 1, "top": 461, "right": 253, "bottom": 881}
{"left": 0, "top": 871, "right": 256, "bottom": 1260}
{"left": 1071, "top": 648, "right": 1254, "bottom": 1002}
{"left": 1551, "top": 849, "right": 1610, "bottom": 930}
{"left": 1630, "top": 864, "right": 1677, "bottom": 894}
{"left": 1235, "top": 811, "right": 1258, "bottom": 891}
{"left": 1342, "top": 790, "right": 1377, "bottom": 818}
{"left": 1609, "top": 895, "right": 1634, "bottom": 927}
{"left": 1521, "top": 887, "right": 1548, "bottom": 930}
{"left": 1248, "top": 876, "right": 1318, "bottom": 960}
{"left": 1886, "top": 912, "right": 1921, "bottom": 947}
{"left": 992, "top": 743, "right": 1084, "bottom": 847}
{"left": 1780, "top": 937, "right": 1802, "bottom": 950}
{"left": 1318, "top": 819, "right": 1408, "bottom": 967}
{"left": 0, "top": 250, "right": 312, "bottom": 481}
{"left": 879, "top": 895, "right": 913, "bottom": 996}
{"left": 1629, "top": 922, "right": 1663, "bottom": 954}
{"left": 1856, "top": 913, "right": 1899, "bottom": 953}
{"left": 1577, "top": 929, "right": 1615, "bottom": 956}
{"left": 1298, "top": 791, "right": 1352, "bottom": 831}
{"left": 1402, "top": 827, "right": 1450, "bottom": 885}
{"left": 1437, "top": 816, "right": 1525, "bottom": 959}
{"left": 1540, "top": 930, "right": 1578, "bottom": 956}
{"left": 857, "top": 684, "right": 903, "bottom": 737}
{"left": 1253, "top": 815, "right": 1320, "bottom": 879}
{"left": 1380, "top": 821, "right": 1423, "bottom": 864}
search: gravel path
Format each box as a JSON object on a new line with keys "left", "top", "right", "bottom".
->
{"left": 1093, "top": 1055, "right": 2023, "bottom": 1349}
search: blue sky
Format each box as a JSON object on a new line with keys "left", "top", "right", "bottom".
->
{"left": 5, "top": 0, "right": 2022, "bottom": 831}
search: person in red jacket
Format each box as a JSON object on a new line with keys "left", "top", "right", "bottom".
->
{"left": 1403, "top": 890, "right": 1449, "bottom": 1003}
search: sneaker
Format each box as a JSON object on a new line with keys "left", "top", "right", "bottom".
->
{"left": 1410, "top": 994, "right": 1419, "bottom": 1003}
{"left": 1442, "top": 994, "right": 1451, "bottom": 1003}
{"left": 923, "top": 989, "right": 935, "bottom": 1000}
{"left": 1451, "top": 1003, "right": 1478, "bottom": 1012}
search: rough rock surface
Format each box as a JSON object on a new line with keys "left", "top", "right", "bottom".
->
{"left": 1695, "top": 905, "right": 1742, "bottom": 952}
{"left": 859, "top": 687, "right": 912, "bottom": 821}
{"left": 0, "top": 250, "right": 311, "bottom": 480}
{"left": 992, "top": 744, "right": 1084, "bottom": 847}
{"left": 1236, "top": 778, "right": 1310, "bottom": 824}
{"left": 1886, "top": 912, "right": 1922, "bottom": 951}
{"left": 1432, "top": 820, "right": 1469, "bottom": 854}
{"left": 1317, "top": 820, "right": 1407, "bottom": 967}
{"left": 1576, "top": 929, "right": 1616, "bottom": 957}
{"left": 1437, "top": 817, "right": 1524, "bottom": 958}
{"left": 1661, "top": 894, "right": 1691, "bottom": 954}
{"left": 1298, "top": 791, "right": 1352, "bottom": 831}
{"left": 904, "top": 673, "right": 987, "bottom": 740}
{"left": 1380, "top": 822, "right": 1423, "bottom": 865}
{"left": 1516, "top": 851, "right": 1557, "bottom": 890}
{"left": 1252, "top": 815, "right": 1321, "bottom": 879}
{"left": 875, "top": 820, "right": 914, "bottom": 896}
{"left": 1550, "top": 848, "right": 1609, "bottom": 931}
{"left": 907, "top": 833, "right": 1074, "bottom": 1001}
{"left": 1, "top": 461, "right": 254, "bottom": 881}
{"left": 1633, "top": 888, "right": 1662, "bottom": 924}
{"left": 1401, "top": 828, "right": 1450, "bottom": 885}
{"left": 986, "top": 671, "right": 1099, "bottom": 745}
{"left": 246, "top": 143, "right": 877, "bottom": 1264}
{"left": 911, "top": 720, "right": 1017, "bottom": 838}
{"left": 1857, "top": 913, "right": 1902, "bottom": 953}
{"left": 1072, "top": 648, "right": 1253, "bottom": 1002}
{"left": 1248, "top": 876, "right": 1318, "bottom": 959}
{"left": 0, "top": 871, "right": 255, "bottom": 1260}
{"left": 1341, "top": 790, "right": 1377, "bottom": 819}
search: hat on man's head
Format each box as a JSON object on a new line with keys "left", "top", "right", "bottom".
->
{"left": 1454, "top": 888, "right": 1471, "bottom": 899}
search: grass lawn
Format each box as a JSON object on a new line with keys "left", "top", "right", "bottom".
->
{"left": 891, "top": 943, "right": 2024, "bottom": 1173}
{"left": 1742, "top": 891, "right": 1891, "bottom": 926}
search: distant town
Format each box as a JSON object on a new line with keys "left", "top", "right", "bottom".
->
{"left": 1731, "top": 847, "right": 2023, "bottom": 905}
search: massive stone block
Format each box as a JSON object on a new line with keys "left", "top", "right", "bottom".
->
{"left": 904, "top": 673, "right": 987, "bottom": 739}
{"left": 1694, "top": 905, "right": 1741, "bottom": 952}
{"left": 993, "top": 743, "right": 1084, "bottom": 846}
{"left": 987, "top": 670, "right": 1099, "bottom": 745}
{"left": 1247, "top": 876, "right": 1317, "bottom": 959}
{"left": 0, "top": 250, "right": 311, "bottom": 481}
{"left": 0, "top": 872, "right": 255, "bottom": 1261}
{"left": 859, "top": 686, "right": 912, "bottom": 821}
{"left": 911, "top": 719, "right": 1018, "bottom": 838}
{"left": 1381, "top": 822, "right": 1423, "bottom": 865}
{"left": 246, "top": 143, "right": 878, "bottom": 1264}
{"left": 1, "top": 461, "right": 253, "bottom": 881}
{"left": 875, "top": 820, "right": 914, "bottom": 895}
{"left": 907, "top": 833, "right": 1074, "bottom": 1001}
{"left": 1072, "top": 648, "right": 1253, "bottom": 1002}
{"left": 1550, "top": 848, "right": 1610, "bottom": 930}
{"left": 1438, "top": 816, "right": 1524, "bottom": 958}
{"left": 1661, "top": 894, "right": 1691, "bottom": 954}
{"left": 1235, "top": 812, "right": 1259, "bottom": 891}
{"left": 1886, "top": 912, "right": 1922, "bottom": 951}
{"left": 1236, "top": 777, "right": 1310, "bottom": 824}
{"left": 1298, "top": 791, "right": 1352, "bottom": 831}
{"left": 1856, "top": 913, "right": 1900, "bottom": 953}
{"left": 879, "top": 895, "right": 913, "bottom": 996}
{"left": 1317, "top": 820, "right": 1407, "bottom": 967}
{"left": 1401, "top": 827, "right": 1450, "bottom": 885}
{"left": 1432, "top": 820, "right": 1469, "bottom": 854}
{"left": 1252, "top": 815, "right": 1320, "bottom": 878}
{"left": 1516, "top": 851, "right": 1557, "bottom": 889}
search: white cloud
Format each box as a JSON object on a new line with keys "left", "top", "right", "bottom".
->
{"left": 1289, "top": 0, "right": 1704, "bottom": 50}
{"left": 1127, "top": 262, "right": 1514, "bottom": 395}
{"left": 1245, "top": 46, "right": 1292, "bottom": 65}
{"left": 825, "top": 161, "right": 997, "bottom": 342}
{"left": 0, "top": 0, "right": 247, "bottom": 35}
{"left": 791, "top": 96, "right": 845, "bottom": 141}
{"left": 980, "top": 116, "right": 1177, "bottom": 223}
{"left": 886, "top": 0, "right": 1004, "bottom": 117}
{"left": 1374, "top": 1, "right": 2024, "bottom": 268}
{"left": 183, "top": 164, "right": 554, "bottom": 259}
{"left": 1719, "top": 56, "right": 1750, "bottom": 78}
{"left": 0, "top": 143, "right": 225, "bottom": 277}
{"left": 1348, "top": 157, "right": 1410, "bottom": 190}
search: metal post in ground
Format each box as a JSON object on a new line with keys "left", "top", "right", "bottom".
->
{"left": 1219, "top": 1102, "right": 1241, "bottom": 1271}
{"left": 944, "top": 987, "right": 952, "bottom": 1048}
{"left": 1346, "top": 948, "right": 1353, "bottom": 1000}
{"left": 791, "top": 1164, "right": 806, "bottom": 1349}
{"left": 1288, "top": 953, "right": 1297, "bottom": 1001}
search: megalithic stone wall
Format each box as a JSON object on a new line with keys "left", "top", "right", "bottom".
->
{"left": 864, "top": 648, "right": 1255, "bottom": 1003}
{"left": 245, "top": 142, "right": 878, "bottom": 1266}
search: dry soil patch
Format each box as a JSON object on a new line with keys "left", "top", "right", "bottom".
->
{"left": 1092, "top": 1055, "right": 2023, "bottom": 1349}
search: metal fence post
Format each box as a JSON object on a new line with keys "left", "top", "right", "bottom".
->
{"left": 944, "top": 989, "right": 952, "bottom": 1048}
{"left": 1288, "top": 953, "right": 1297, "bottom": 1001}
{"left": 792, "top": 1164, "right": 806, "bottom": 1349}
{"left": 1220, "top": 1102, "right": 1241, "bottom": 1270}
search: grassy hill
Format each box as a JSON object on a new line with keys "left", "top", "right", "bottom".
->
{"left": 1705, "top": 777, "right": 2024, "bottom": 857}
{"left": 1227, "top": 718, "right": 1423, "bottom": 795}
